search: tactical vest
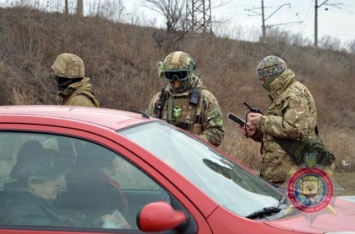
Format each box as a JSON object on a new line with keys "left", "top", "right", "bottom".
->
{"left": 160, "top": 93, "right": 203, "bottom": 134}
{"left": 64, "top": 89, "right": 100, "bottom": 107}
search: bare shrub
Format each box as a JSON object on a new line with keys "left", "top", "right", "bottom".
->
{"left": 319, "top": 35, "right": 342, "bottom": 51}
{"left": 348, "top": 39, "right": 355, "bottom": 54}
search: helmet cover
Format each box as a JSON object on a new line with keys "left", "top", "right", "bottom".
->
{"left": 163, "top": 51, "right": 194, "bottom": 71}
{"left": 256, "top": 55, "right": 287, "bottom": 79}
{"left": 52, "top": 53, "right": 85, "bottom": 78}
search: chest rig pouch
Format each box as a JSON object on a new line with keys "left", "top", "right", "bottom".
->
{"left": 161, "top": 93, "right": 203, "bottom": 134}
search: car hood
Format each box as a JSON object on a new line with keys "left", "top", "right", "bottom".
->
{"left": 266, "top": 196, "right": 355, "bottom": 233}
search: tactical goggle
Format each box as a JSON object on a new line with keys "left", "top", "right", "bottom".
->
{"left": 163, "top": 70, "right": 190, "bottom": 82}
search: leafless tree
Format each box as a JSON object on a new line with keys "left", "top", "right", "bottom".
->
{"left": 348, "top": 39, "right": 355, "bottom": 54}
{"left": 319, "top": 35, "right": 341, "bottom": 51}
{"left": 146, "top": 0, "right": 230, "bottom": 50}
{"left": 145, "top": 0, "right": 187, "bottom": 33}
{"left": 146, "top": 0, "right": 230, "bottom": 33}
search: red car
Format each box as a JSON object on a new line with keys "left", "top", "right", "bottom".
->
{"left": 0, "top": 105, "right": 354, "bottom": 234}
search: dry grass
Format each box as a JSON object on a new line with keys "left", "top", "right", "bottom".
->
{"left": 333, "top": 172, "right": 355, "bottom": 196}
{"left": 0, "top": 6, "right": 355, "bottom": 172}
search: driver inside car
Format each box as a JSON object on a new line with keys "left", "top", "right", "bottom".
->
{"left": 0, "top": 145, "right": 128, "bottom": 229}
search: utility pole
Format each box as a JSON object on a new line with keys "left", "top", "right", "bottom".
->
{"left": 64, "top": 0, "right": 68, "bottom": 15}
{"left": 77, "top": 0, "right": 83, "bottom": 16}
{"left": 261, "top": 0, "right": 265, "bottom": 37}
{"left": 246, "top": 1, "right": 290, "bottom": 39}
{"left": 314, "top": 0, "right": 329, "bottom": 48}
{"left": 261, "top": 1, "right": 291, "bottom": 38}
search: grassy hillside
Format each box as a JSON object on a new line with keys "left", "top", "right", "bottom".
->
{"left": 1, "top": 6, "right": 355, "bottom": 170}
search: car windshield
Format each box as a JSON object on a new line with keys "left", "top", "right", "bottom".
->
{"left": 119, "top": 122, "right": 283, "bottom": 217}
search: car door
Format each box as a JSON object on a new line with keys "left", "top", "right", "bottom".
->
{"left": 0, "top": 123, "right": 212, "bottom": 234}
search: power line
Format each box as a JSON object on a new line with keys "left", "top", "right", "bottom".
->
{"left": 244, "top": 0, "right": 292, "bottom": 38}
{"left": 300, "top": 0, "right": 314, "bottom": 35}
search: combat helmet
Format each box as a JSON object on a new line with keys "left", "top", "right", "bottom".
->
{"left": 163, "top": 51, "right": 196, "bottom": 71}
{"left": 162, "top": 51, "right": 196, "bottom": 92}
{"left": 52, "top": 53, "right": 85, "bottom": 78}
{"left": 256, "top": 55, "right": 287, "bottom": 80}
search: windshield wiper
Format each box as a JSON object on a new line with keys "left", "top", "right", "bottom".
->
{"left": 246, "top": 206, "right": 281, "bottom": 219}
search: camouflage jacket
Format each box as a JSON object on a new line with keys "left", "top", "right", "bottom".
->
{"left": 252, "top": 69, "right": 317, "bottom": 184}
{"left": 146, "top": 76, "right": 225, "bottom": 147}
{"left": 57, "top": 77, "right": 100, "bottom": 107}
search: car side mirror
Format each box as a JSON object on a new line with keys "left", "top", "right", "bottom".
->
{"left": 137, "top": 201, "right": 187, "bottom": 232}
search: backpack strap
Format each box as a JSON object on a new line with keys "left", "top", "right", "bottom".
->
{"left": 167, "top": 94, "right": 174, "bottom": 123}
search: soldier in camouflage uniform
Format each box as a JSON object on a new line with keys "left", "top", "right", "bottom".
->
{"left": 240, "top": 55, "right": 318, "bottom": 185}
{"left": 146, "top": 51, "right": 225, "bottom": 147}
{"left": 51, "top": 53, "right": 100, "bottom": 107}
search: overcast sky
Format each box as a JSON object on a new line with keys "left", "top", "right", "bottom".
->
{"left": 2, "top": 0, "right": 355, "bottom": 47}
{"left": 122, "top": 0, "right": 355, "bottom": 46}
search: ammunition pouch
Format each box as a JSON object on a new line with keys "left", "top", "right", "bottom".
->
{"left": 274, "top": 138, "right": 335, "bottom": 166}
{"left": 154, "top": 100, "right": 164, "bottom": 119}
{"left": 191, "top": 123, "right": 202, "bottom": 134}
{"left": 175, "top": 122, "right": 191, "bottom": 130}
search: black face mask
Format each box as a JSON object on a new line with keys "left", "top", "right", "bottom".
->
{"left": 55, "top": 76, "right": 83, "bottom": 91}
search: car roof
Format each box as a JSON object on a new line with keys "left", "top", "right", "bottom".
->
{"left": 0, "top": 105, "right": 155, "bottom": 130}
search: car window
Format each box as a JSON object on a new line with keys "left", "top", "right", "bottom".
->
{"left": 0, "top": 131, "right": 171, "bottom": 231}
{"left": 120, "top": 122, "right": 284, "bottom": 217}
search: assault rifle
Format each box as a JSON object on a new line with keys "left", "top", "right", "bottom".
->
{"left": 156, "top": 88, "right": 166, "bottom": 119}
